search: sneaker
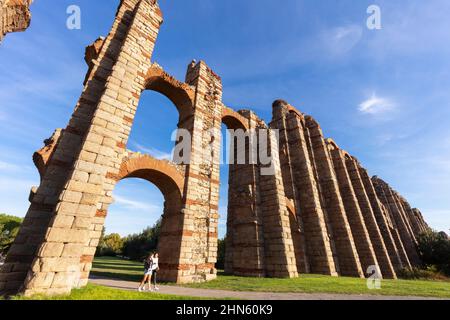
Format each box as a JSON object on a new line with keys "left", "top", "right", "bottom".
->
{"left": 138, "top": 287, "right": 142, "bottom": 292}
{"left": 154, "top": 287, "right": 160, "bottom": 291}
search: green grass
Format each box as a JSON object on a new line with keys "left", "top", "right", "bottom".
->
{"left": 185, "top": 273, "right": 450, "bottom": 298}
{"left": 12, "top": 283, "right": 208, "bottom": 300}
{"left": 93, "top": 256, "right": 450, "bottom": 299}
{"left": 91, "top": 256, "right": 143, "bottom": 282}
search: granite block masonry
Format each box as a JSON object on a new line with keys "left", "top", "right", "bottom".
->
{"left": 0, "top": 0, "right": 431, "bottom": 296}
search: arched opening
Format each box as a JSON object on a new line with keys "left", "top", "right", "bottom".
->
{"left": 97, "top": 70, "right": 195, "bottom": 282}
{"left": 98, "top": 153, "right": 185, "bottom": 282}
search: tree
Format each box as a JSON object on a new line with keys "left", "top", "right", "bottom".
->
{"left": 417, "top": 230, "right": 450, "bottom": 275}
{"left": 96, "top": 228, "right": 124, "bottom": 257}
{"left": 0, "top": 214, "right": 23, "bottom": 255}
{"left": 216, "top": 238, "right": 226, "bottom": 270}
{"left": 122, "top": 219, "right": 161, "bottom": 261}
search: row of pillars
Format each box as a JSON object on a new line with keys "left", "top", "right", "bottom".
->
{"left": 272, "top": 100, "right": 426, "bottom": 279}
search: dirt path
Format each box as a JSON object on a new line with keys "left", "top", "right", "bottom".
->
{"left": 89, "top": 276, "right": 445, "bottom": 300}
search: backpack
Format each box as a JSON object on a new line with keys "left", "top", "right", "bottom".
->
{"left": 144, "top": 258, "right": 151, "bottom": 270}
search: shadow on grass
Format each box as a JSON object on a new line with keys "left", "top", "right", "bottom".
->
{"left": 90, "top": 271, "right": 142, "bottom": 282}
{"left": 92, "top": 264, "right": 142, "bottom": 272}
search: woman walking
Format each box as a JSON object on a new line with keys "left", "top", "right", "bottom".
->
{"left": 138, "top": 253, "right": 153, "bottom": 292}
{"left": 150, "top": 252, "right": 159, "bottom": 291}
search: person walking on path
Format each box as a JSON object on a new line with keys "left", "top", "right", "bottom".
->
{"left": 138, "top": 253, "right": 153, "bottom": 292}
{"left": 150, "top": 252, "right": 159, "bottom": 291}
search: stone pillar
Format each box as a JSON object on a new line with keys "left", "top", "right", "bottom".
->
{"left": 276, "top": 108, "right": 309, "bottom": 274}
{"left": 305, "top": 118, "right": 363, "bottom": 278}
{"left": 403, "top": 201, "right": 423, "bottom": 237}
{"left": 272, "top": 101, "right": 337, "bottom": 276}
{"left": 346, "top": 157, "right": 396, "bottom": 279}
{"left": 258, "top": 120, "right": 298, "bottom": 278}
{"left": 393, "top": 194, "right": 418, "bottom": 245}
{"left": 179, "top": 60, "right": 224, "bottom": 283}
{"left": 225, "top": 111, "right": 266, "bottom": 277}
{"left": 372, "top": 177, "right": 421, "bottom": 266}
{"left": 358, "top": 166, "right": 404, "bottom": 272}
{"left": 328, "top": 144, "right": 379, "bottom": 274}
{"left": 1, "top": 0, "right": 163, "bottom": 296}
{"left": 412, "top": 209, "right": 429, "bottom": 234}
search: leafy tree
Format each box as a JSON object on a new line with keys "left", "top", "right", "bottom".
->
{"left": 0, "top": 214, "right": 23, "bottom": 255}
{"left": 216, "top": 238, "right": 226, "bottom": 270}
{"left": 97, "top": 232, "right": 124, "bottom": 257}
{"left": 417, "top": 230, "right": 450, "bottom": 276}
{"left": 122, "top": 219, "right": 162, "bottom": 261}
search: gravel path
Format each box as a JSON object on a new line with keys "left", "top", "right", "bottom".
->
{"left": 89, "top": 276, "right": 445, "bottom": 300}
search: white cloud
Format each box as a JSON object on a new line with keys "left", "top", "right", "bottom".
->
{"left": 113, "top": 195, "right": 162, "bottom": 212}
{"left": 0, "top": 161, "right": 21, "bottom": 171}
{"left": 359, "top": 94, "right": 395, "bottom": 115}
{"left": 131, "top": 142, "right": 172, "bottom": 160}
{"left": 322, "top": 25, "right": 363, "bottom": 56}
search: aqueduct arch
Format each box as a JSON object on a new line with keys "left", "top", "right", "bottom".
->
{"left": 113, "top": 153, "right": 186, "bottom": 282}
{"left": 144, "top": 64, "right": 195, "bottom": 122}
{"left": 0, "top": 0, "right": 429, "bottom": 297}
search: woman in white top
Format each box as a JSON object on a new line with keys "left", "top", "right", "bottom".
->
{"left": 150, "top": 252, "right": 159, "bottom": 291}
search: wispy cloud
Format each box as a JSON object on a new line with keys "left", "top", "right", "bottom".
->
{"left": 131, "top": 142, "right": 172, "bottom": 160}
{"left": 114, "top": 195, "right": 162, "bottom": 212}
{"left": 359, "top": 93, "right": 395, "bottom": 115}
{"left": 322, "top": 25, "right": 363, "bottom": 57}
{"left": 0, "top": 161, "right": 22, "bottom": 171}
{"left": 0, "top": 160, "right": 33, "bottom": 172}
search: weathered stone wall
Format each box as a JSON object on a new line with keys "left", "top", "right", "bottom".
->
{"left": 0, "top": 0, "right": 32, "bottom": 42}
{"left": 0, "top": 0, "right": 431, "bottom": 297}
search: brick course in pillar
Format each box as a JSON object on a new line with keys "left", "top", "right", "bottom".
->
{"left": 0, "top": 0, "right": 429, "bottom": 297}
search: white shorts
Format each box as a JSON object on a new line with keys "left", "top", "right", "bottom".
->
{"left": 145, "top": 269, "right": 153, "bottom": 276}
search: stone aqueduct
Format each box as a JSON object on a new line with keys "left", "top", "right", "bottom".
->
{"left": 0, "top": 0, "right": 430, "bottom": 296}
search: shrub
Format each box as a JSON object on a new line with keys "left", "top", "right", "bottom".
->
{"left": 397, "top": 266, "right": 448, "bottom": 281}
{"left": 417, "top": 230, "right": 450, "bottom": 276}
{"left": 0, "top": 214, "right": 23, "bottom": 255}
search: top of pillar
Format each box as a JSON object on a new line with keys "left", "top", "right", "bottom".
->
{"left": 272, "top": 99, "right": 303, "bottom": 121}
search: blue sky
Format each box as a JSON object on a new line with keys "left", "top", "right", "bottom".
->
{"left": 0, "top": 0, "right": 449, "bottom": 238}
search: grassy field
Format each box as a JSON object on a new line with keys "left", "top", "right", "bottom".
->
{"left": 93, "top": 257, "right": 450, "bottom": 298}
{"left": 92, "top": 256, "right": 143, "bottom": 282}
{"left": 12, "top": 284, "right": 207, "bottom": 300}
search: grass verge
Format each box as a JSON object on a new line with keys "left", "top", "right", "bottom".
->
{"left": 93, "top": 257, "right": 450, "bottom": 298}
{"left": 11, "top": 283, "right": 210, "bottom": 300}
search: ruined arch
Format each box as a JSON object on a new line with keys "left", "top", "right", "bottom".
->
{"left": 144, "top": 64, "right": 195, "bottom": 122}
{"left": 117, "top": 153, "right": 184, "bottom": 203}
{"left": 113, "top": 153, "right": 186, "bottom": 281}
{"left": 222, "top": 107, "right": 249, "bottom": 131}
